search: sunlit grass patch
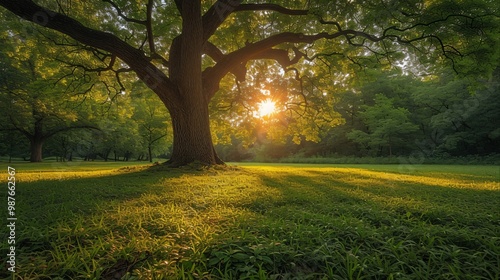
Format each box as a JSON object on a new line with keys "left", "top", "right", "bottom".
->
{"left": 1, "top": 163, "right": 499, "bottom": 279}
{"left": 0, "top": 162, "right": 150, "bottom": 183}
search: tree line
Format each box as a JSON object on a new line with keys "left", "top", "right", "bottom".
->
{"left": 216, "top": 68, "right": 500, "bottom": 163}
{"left": 3, "top": 63, "right": 498, "bottom": 163}
{"left": 0, "top": 23, "right": 171, "bottom": 162}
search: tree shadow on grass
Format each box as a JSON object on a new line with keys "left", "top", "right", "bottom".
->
{"left": 209, "top": 168, "right": 500, "bottom": 278}
{"left": 3, "top": 165, "right": 499, "bottom": 279}
{"left": 2, "top": 165, "right": 290, "bottom": 279}
{"left": 253, "top": 169, "right": 499, "bottom": 230}
{"left": 0, "top": 166, "right": 210, "bottom": 279}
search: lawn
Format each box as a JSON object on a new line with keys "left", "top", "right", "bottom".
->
{"left": 1, "top": 162, "right": 499, "bottom": 279}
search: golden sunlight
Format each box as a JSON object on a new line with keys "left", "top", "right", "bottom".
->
{"left": 257, "top": 99, "right": 277, "bottom": 118}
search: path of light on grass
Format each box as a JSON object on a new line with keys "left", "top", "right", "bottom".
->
{"left": 243, "top": 165, "right": 500, "bottom": 191}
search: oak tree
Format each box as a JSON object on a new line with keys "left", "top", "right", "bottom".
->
{"left": 1, "top": 0, "right": 497, "bottom": 166}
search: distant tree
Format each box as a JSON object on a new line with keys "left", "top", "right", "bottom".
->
{"left": 131, "top": 90, "right": 171, "bottom": 162}
{"left": 315, "top": 70, "right": 418, "bottom": 157}
{"left": 348, "top": 94, "right": 419, "bottom": 156}
{"left": 45, "top": 131, "right": 81, "bottom": 161}
{"left": 0, "top": 130, "right": 29, "bottom": 162}
{"left": 411, "top": 69, "right": 500, "bottom": 156}
{"left": 92, "top": 101, "right": 143, "bottom": 162}
{"left": 0, "top": 26, "right": 98, "bottom": 162}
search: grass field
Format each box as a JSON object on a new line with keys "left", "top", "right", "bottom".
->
{"left": 1, "top": 162, "right": 499, "bottom": 279}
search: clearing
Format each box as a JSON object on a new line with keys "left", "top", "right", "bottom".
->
{"left": 1, "top": 162, "right": 499, "bottom": 279}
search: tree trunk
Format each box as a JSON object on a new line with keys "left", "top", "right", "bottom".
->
{"left": 102, "top": 148, "right": 111, "bottom": 161}
{"left": 163, "top": 1, "right": 223, "bottom": 167}
{"left": 30, "top": 120, "right": 44, "bottom": 162}
{"left": 388, "top": 138, "right": 393, "bottom": 157}
{"left": 29, "top": 139, "right": 43, "bottom": 162}
{"left": 124, "top": 151, "right": 131, "bottom": 161}
{"left": 166, "top": 101, "right": 223, "bottom": 167}
{"left": 148, "top": 145, "right": 153, "bottom": 163}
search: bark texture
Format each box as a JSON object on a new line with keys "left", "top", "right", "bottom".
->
{"left": 29, "top": 139, "right": 43, "bottom": 162}
{"left": 164, "top": 1, "right": 221, "bottom": 166}
{"left": 29, "top": 120, "right": 44, "bottom": 162}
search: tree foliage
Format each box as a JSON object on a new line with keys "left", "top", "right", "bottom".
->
{"left": 348, "top": 94, "right": 419, "bottom": 156}
{"left": 242, "top": 67, "right": 499, "bottom": 161}
{"left": 0, "top": 17, "right": 100, "bottom": 161}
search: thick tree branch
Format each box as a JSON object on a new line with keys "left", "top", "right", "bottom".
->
{"left": 175, "top": 1, "right": 203, "bottom": 99}
{"left": 43, "top": 125, "right": 101, "bottom": 140}
{"left": 318, "top": 18, "right": 342, "bottom": 32}
{"left": 203, "top": 30, "right": 380, "bottom": 95}
{"left": 233, "top": 4, "right": 308, "bottom": 16}
{"left": 203, "top": 41, "right": 225, "bottom": 62}
{"left": 204, "top": 8, "right": 487, "bottom": 95}
{"left": 203, "top": 41, "right": 247, "bottom": 81}
{"left": 201, "top": 1, "right": 309, "bottom": 42}
{"left": 202, "top": 0, "right": 241, "bottom": 42}
{"left": 5, "top": 115, "right": 32, "bottom": 139}
{"left": 0, "top": 0, "right": 179, "bottom": 107}
{"left": 255, "top": 47, "right": 306, "bottom": 69}
{"left": 174, "top": 0, "right": 182, "bottom": 14}
{"left": 146, "top": 0, "right": 155, "bottom": 54}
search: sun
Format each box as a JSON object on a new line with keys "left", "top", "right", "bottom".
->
{"left": 257, "top": 99, "right": 277, "bottom": 117}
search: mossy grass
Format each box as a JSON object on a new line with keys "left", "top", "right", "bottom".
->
{"left": 1, "top": 162, "right": 498, "bottom": 279}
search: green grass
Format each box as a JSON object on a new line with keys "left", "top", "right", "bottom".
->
{"left": 1, "top": 163, "right": 499, "bottom": 279}
{"left": 278, "top": 154, "right": 500, "bottom": 165}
